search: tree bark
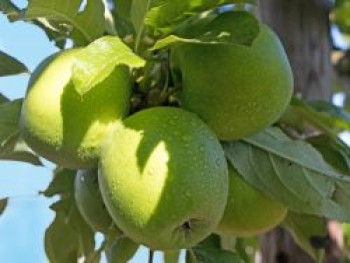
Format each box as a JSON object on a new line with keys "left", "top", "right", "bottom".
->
{"left": 258, "top": 0, "right": 332, "bottom": 101}
{"left": 259, "top": 228, "right": 315, "bottom": 263}
{"left": 258, "top": 0, "right": 343, "bottom": 262}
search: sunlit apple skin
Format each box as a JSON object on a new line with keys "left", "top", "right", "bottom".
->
{"left": 172, "top": 12, "right": 294, "bottom": 140}
{"left": 99, "top": 107, "right": 228, "bottom": 250}
{"left": 20, "top": 49, "right": 131, "bottom": 168}
{"left": 216, "top": 164, "right": 287, "bottom": 237}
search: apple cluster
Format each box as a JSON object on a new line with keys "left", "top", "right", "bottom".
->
{"left": 19, "top": 12, "right": 293, "bottom": 252}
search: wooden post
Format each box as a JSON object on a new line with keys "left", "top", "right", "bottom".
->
{"left": 258, "top": 1, "right": 343, "bottom": 262}
{"left": 258, "top": 0, "right": 332, "bottom": 101}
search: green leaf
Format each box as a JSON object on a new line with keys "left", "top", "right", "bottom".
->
{"left": 151, "top": 11, "right": 259, "bottom": 50}
{"left": 0, "top": 94, "right": 9, "bottom": 103}
{"left": 72, "top": 36, "right": 145, "bottom": 95}
{"left": 69, "top": 205, "right": 95, "bottom": 259}
{"left": 234, "top": 237, "right": 258, "bottom": 263}
{"left": 0, "top": 99, "right": 42, "bottom": 165}
{"left": 25, "top": 0, "right": 106, "bottom": 45}
{"left": 114, "top": 0, "right": 132, "bottom": 20}
{"left": 280, "top": 97, "right": 348, "bottom": 135}
{"left": 70, "top": 0, "right": 107, "bottom": 46}
{"left": 344, "top": 223, "right": 350, "bottom": 248}
{"left": 279, "top": 98, "right": 350, "bottom": 173}
{"left": 186, "top": 249, "right": 198, "bottom": 263}
{"left": 113, "top": 11, "right": 135, "bottom": 38}
{"left": 44, "top": 168, "right": 96, "bottom": 263}
{"left": 189, "top": 247, "right": 243, "bottom": 263}
{"left": 0, "top": 198, "right": 8, "bottom": 216}
{"left": 224, "top": 127, "right": 350, "bottom": 222}
{"left": 307, "top": 135, "right": 350, "bottom": 174}
{"left": 220, "top": 236, "right": 236, "bottom": 251}
{"left": 144, "top": 0, "right": 256, "bottom": 33}
{"left": 199, "top": 234, "right": 221, "bottom": 249}
{"left": 105, "top": 236, "right": 139, "bottom": 263}
{"left": 164, "top": 250, "right": 180, "bottom": 263}
{"left": 32, "top": 19, "right": 70, "bottom": 49}
{"left": 152, "top": 35, "right": 200, "bottom": 50}
{"left": 309, "top": 100, "right": 350, "bottom": 131}
{"left": 0, "top": 50, "right": 28, "bottom": 77}
{"left": 185, "top": 234, "right": 233, "bottom": 263}
{"left": 0, "top": 99, "right": 22, "bottom": 143}
{"left": 25, "top": 0, "right": 81, "bottom": 25}
{"left": 85, "top": 250, "right": 101, "bottom": 263}
{"left": 333, "top": 0, "right": 350, "bottom": 34}
{"left": 131, "top": 0, "right": 152, "bottom": 51}
{"left": 131, "top": 0, "right": 152, "bottom": 35}
{"left": 45, "top": 204, "right": 95, "bottom": 263}
{"left": 43, "top": 168, "right": 76, "bottom": 198}
{"left": 0, "top": 133, "right": 42, "bottom": 165}
{"left": 335, "top": 0, "right": 350, "bottom": 8}
{"left": 283, "top": 212, "right": 327, "bottom": 261}
{"left": 45, "top": 213, "right": 80, "bottom": 263}
{"left": 0, "top": 0, "right": 23, "bottom": 21}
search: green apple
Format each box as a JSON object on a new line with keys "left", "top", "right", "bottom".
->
{"left": 74, "top": 169, "right": 113, "bottom": 233}
{"left": 216, "top": 163, "right": 287, "bottom": 237}
{"left": 20, "top": 49, "right": 131, "bottom": 168}
{"left": 105, "top": 236, "right": 139, "bottom": 263}
{"left": 99, "top": 107, "right": 228, "bottom": 250}
{"left": 172, "top": 12, "right": 293, "bottom": 140}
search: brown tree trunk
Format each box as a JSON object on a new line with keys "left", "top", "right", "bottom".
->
{"left": 259, "top": 228, "right": 315, "bottom": 263}
{"left": 258, "top": 0, "right": 332, "bottom": 101}
{"left": 258, "top": 0, "right": 343, "bottom": 262}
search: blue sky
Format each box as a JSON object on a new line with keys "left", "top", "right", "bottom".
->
{"left": 0, "top": 7, "right": 58, "bottom": 263}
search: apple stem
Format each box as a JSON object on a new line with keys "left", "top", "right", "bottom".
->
{"left": 149, "top": 249, "right": 154, "bottom": 263}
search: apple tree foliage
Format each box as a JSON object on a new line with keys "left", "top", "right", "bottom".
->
{"left": 0, "top": 0, "right": 350, "bottom": 262}
{"left": 333, "top": 0, "right": 350, "bottom": 36}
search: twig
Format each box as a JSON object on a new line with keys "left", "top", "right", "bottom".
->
{"left": 148, "top": 249, "right": 154, "bottom": 263}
